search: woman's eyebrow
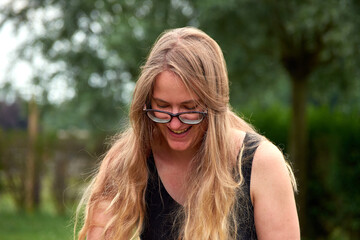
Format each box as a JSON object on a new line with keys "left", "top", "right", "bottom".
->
{"left": 152, "top": 98, "right": 197, "bottom": 104}
{"left": 152, "top": 98, "right": 168, "bottom": 104}
{"left": 181, "top": 100, "right": 198, "bottom": 104}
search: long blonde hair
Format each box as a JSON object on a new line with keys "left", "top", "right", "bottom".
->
{"left": 76, "top": 27, "right": 294, "bottom": 240}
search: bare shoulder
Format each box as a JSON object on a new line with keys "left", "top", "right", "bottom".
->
{"left": 230, "top": 128, "right": 247, "bottom": 151}
{"left": 250, "top": 140, "right": 300, "bottom": 239}
{"left": 252, "top": 140, "right": 288, "bottom": 178}
{"left": 251, "top": 140, "right": 292, "bottom": 202}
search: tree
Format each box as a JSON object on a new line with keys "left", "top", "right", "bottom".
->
{"left": 0, "top": 0, "right": 196, "bottom": 131}
{"left": 194, "top": 0, "right": 360, "bottom": 235}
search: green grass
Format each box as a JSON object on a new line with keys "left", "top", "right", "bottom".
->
{"left": 0, "top": 211, "right": 74, "bottom": 240}
{"left": 0, "top": 192, "right": 75, "bottom": 240}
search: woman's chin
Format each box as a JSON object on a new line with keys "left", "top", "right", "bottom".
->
{"left": 167, "top": 141, "right": 192, "bottom": 152}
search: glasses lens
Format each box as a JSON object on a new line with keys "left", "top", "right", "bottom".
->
{"left": 146, "top": 110, "right": 205, "bottom": 125}
{"left": 179, "top": 113, "right": 204, "bottom": 124}
{"left": 146, "top": 110, "right": 171, "bottom": 123}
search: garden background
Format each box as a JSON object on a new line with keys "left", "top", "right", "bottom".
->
{"left": 0, "top": 0, "right": 359, "bottom": 239}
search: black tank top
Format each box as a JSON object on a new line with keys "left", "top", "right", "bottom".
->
{"left": 141, "top": 132, "right": 260, "bottom": 240}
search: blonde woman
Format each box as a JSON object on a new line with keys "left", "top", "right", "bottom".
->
{"left": 77, "top": 27, "right": 300, "bottom": 240}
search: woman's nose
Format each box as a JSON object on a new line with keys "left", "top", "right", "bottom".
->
{"left": 168, "top": 115, "right": 183, "bottom": 129}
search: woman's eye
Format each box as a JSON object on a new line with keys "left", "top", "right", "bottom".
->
{"left": 157, "top": 105, "right": 169, "bottom": 109}
{"left": 184, "top": 106, "right": 197, "bottom": 110}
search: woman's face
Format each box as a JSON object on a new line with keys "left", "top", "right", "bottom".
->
{"left": 151, "top": 70, "right": 207, "bottom": 154}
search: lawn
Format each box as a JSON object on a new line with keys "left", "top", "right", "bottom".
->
{"left": 0, "top": 193, "right": 75, "bottom": 240}
{"left": 0, "top": 211, "right": 74, "bottom": 240}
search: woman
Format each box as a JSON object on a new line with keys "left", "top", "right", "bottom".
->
{"left": 77, "top": 27, "right": 300, "bottom": 240}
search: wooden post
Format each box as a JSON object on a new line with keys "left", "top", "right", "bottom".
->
{"left": 25, "top": 97, "right": 38, "bottom": 212}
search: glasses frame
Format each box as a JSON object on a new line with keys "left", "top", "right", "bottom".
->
{"left": 144, "top": 108, "right": 207, "bottom": 125}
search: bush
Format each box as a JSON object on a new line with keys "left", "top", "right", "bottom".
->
{"left": 239, "top": 105, "right": 360, "bottom": 239}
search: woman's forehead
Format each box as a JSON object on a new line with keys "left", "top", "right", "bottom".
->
{"left": 152, "top": 71, "right": 198, "bottom": 102}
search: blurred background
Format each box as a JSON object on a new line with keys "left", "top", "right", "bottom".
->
{"left": 0, "top": 0, "right": 359, "bottom": 239}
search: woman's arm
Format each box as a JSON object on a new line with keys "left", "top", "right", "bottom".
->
{"left": 86, "top": 200, "right": 112, "bottom": 240}
{"left": 251, "top": 141, "right": 300, "bottom": 240}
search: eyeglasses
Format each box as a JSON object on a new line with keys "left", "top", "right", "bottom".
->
{"left": 144, "top": 109, "right": 207, "bottom": 125}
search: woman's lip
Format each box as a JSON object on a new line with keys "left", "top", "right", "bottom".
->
{"left": 168, "top": 126, "right": 192, "bottom": 137}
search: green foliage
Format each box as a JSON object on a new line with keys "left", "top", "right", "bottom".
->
{"left": 195, "top": 0, "right": 360, "bottom": 107}
{"left": 0, "top": 129, "right": 28, "bottom": 209}
{"left": 307, "top": 107, "right": 360, "bottom": 238}
{"left": 240, "top": 104, "right": 291, "bottom": 151}
{"left": 241, "top": 105, "right": 360, "bottom": 239}
{"left": 0, "top": 0, "right": 197, "bottom": 131}
{"left": 0, "top": 126, "right": 101, "bottom": 214}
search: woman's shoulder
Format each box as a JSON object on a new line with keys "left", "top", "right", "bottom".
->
{"left": 250, "top": 140, "right": 300, "bottom": 238}
{"left": 230, "top": 129, "right": 264, "bottom": 153}
{"left": 250, "top": 139, "right": 295, "bottom": 205}
{"left": 252, "top": 140, "right": 287, "bottom": 178}
{"left": 230, "top": 128, "right": 247, "bottom": 152}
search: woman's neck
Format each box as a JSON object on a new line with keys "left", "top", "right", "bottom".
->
{"left": 151, "top": 140, "right": 198, "bottom": 166}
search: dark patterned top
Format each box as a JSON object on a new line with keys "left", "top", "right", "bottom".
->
{"left": 141, "top": 132, "right": 261, "bottom": 240}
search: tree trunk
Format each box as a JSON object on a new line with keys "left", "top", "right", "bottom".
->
{"left": 53, "top": 151, "right": 68, "bottom": 215}
{"left": 25, "top": 98, "right": 38, "bottom": 212}
{"left": 289, "top": 77, "right": 309, "bottom": 236}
